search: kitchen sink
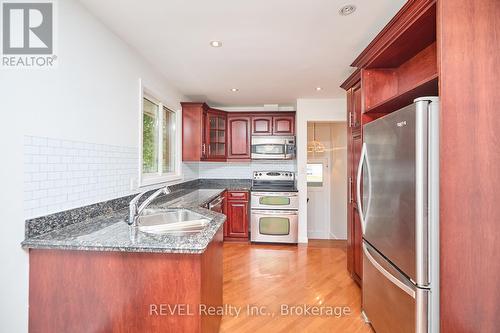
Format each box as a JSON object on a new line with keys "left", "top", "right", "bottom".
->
{"left": 136, "top": 209, "right": 210, "bottom": 234}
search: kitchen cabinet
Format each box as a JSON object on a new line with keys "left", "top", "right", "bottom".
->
{"left": 181, "top": 102, "right": 208, "bottom": 161}
{"left": 350, "top": 82, "right": 362, "bottom": 134}
{"left": 251, "top": 114, "right": 295, "bottom": 136}
{"left": 272, "top": 115, "right": 295, "bottom": 135}
{"left": 28, "top": 228, "right": 224, "bottom": 333}
{"left": 205, "top": 109, "right": 227, "bottom": 161}
{"left": 224, "top": 191, "right": 249, "bottom": 241}
{"left": 227, "top": 115, "right": 251, "bottom": 160}
{"left": 340, "top": 0, "right": 499, "bottom": 329}
{"left": 347, "top": 132, "right": 363, "bottom": 285}
{"left": 344, "top": 72, "right": 363, "bottom": 286}
{"left": 181, "top": 103, "right": 226, "bottom": 161}
{"left": 251, "top": 116, "right": 273, "bottom": 135}
{"left": 182, "top": 105, "right": 295, "bottom": 162}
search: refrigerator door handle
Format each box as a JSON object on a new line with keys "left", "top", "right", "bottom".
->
{"left": 363, "top": 244, "right": 416, "bottom": 298}
{"left": 356, "top": 142, "right": 371, "bottom": 234}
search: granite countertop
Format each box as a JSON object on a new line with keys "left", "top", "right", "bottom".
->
{"left": 21, "top": 188, "right": 231, "bottom": 254}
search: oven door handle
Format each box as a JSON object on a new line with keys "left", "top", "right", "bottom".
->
{"left": 251, "top": 192, "right": 298, "bottom": 197}
{"left": 252, "top": 209, "right": 298, "bottom": 215}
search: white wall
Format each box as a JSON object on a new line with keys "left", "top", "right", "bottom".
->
{"left": 296, "top": 99, "right": 346, "bottom": 243}
{"left": 0, "top": 0, "right": 189, "bottom": 331}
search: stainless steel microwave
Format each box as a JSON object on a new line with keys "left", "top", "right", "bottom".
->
{"left": 251, "top": 136, "right": 296, "bottom": 160}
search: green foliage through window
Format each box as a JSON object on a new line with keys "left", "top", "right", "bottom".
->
{"left": 143, "top": 98, "right": 158, "bottom": 173}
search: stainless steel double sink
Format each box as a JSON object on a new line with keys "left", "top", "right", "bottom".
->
{"left": 136, "top": 208, "right": 210, "bottom": 235}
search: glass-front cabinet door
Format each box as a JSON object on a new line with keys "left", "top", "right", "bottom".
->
{"left": 205, "top": 110, "right": 226, "bottom": 160}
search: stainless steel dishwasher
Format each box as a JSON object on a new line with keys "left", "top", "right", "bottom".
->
{"left": 207, "top": 194, "right": 224, "bottom": 213}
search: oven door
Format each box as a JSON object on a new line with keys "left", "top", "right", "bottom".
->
{"left": 251, "top": 210, "right": 298, "bottom": 243}
{"left": 251, "top": 192, "right": 299, "bottom": 210}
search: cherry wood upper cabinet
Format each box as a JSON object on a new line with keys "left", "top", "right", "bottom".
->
{"left": 227, "top": 115, "right": 251, "bottom": 160}
{"left": 251, "top": 116, "right": 273, "bottom": 135}
{"left": 251, "top": 114, "right": 296, "bottom": 136}
{"left": 181, "top": 102, "right": 208, "bottom": 161}
{"left": 181, "top": 103, "right": 226, "bottom": 162}
{"left": 182, "top": 105, "right": 296, "bottom": 162}
{"left": 273, "top": 116, "right": 295, "bottom": 135}
{"left": 205, "top": 109, "right": 227, "bottom": 161}
{"left": 350, "top": 81, "right": 362, "bottom": 134}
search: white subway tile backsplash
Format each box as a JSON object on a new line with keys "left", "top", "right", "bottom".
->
{"left": 24, "top": 135, "right": 139, "bottom": 219}
{"left": 197, "top": 161, "right": 297, "bottom": 179}
{"left": 24, "top": 135, "right": 198, "bottom": 219}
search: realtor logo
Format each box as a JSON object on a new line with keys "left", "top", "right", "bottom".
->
{"left": 1, "top": 1, "right": 56, "bottom": 68}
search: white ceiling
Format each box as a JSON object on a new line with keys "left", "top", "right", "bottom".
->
{"left": 78, "top": 0, "right": 406, "bottom": 107}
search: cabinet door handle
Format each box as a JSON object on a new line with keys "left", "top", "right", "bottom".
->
{"left": 202, "top": 143, "right": 206, "bottom": 155}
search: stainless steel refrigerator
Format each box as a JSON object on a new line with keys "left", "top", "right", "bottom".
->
{"left": 357, "top": 97, "right": 439, "bottom": 333}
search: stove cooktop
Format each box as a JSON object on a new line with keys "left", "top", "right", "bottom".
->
{"left": 251, "top": 170, "right": 297, "bottom": 192}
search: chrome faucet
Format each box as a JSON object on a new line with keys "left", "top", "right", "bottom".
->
{"left": 128, "top": 186, "right": 170, "bottom": 226}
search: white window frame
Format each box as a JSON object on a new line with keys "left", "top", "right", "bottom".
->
{"left": 138, "top": 79, "right": 182, "bottom": 187}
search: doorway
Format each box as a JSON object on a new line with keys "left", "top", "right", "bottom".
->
{"left": 306, "top": 122, "right": 347, "bottom": 240}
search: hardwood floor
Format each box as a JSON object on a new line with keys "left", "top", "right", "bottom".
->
{"left": 220, "top": 240, "right": 373, "bottom": 333}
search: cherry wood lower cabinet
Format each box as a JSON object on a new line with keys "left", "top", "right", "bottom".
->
{"left": 28, "top": 227, "right": 223, "bottom": 333}
{"left": 224, "top": 191, "right": 249, "bottom": 241}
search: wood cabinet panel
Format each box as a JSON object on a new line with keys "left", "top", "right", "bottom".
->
{"left": 251, "top": 116, "right": 273, "bottom": 135}
{"left": 351, "top": 0, "right": 436, "bottom": 69}
{"left": 362, "top": 42, "right": 438, "bottom": 114}
{"left": 272, "top": 116, "right": 295, "bottom": 135}
{"left": 29, "top": 229, "right": 223, "bottom": 333}
{"left": 226, "top": 201, "right": 249, "bottom": 239}
{"left": 224, "top": 190, "right": 250, "bottom": 241}
{"left": 223, "top": 192, "right": 229, "bottom": 238}
{"left": 439, "top": 1, "right": 500, "bottom": 332}
{"left": 352, "top": 82, "right": 362, "bottom": 132}
{"left": 353, "top": 206, "right": 363, "bottom": 282}
{"left": 227, "top": 116, "right": 251, "bottom": 159}
{"left": 181, "top": 103, "right": 207, "bottom": 161}
{"left": 227, "top": 191, "right": 249, "bottom": 201}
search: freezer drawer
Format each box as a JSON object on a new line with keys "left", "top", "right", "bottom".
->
{"left": 363, "top": 242, "right": 429, "bottom": 333}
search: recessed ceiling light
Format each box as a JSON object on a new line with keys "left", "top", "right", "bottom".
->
{"left": 210, "top": 40, "right": 222, "bottom": 47}
{"left": 230, "top": 88, "right": 239, "bottom": 92}
{"left": 316, "top": 87, "right": 322, "bottom": 91}
{"left": 339, "top": 4, "right": 356, "bottom": 16}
